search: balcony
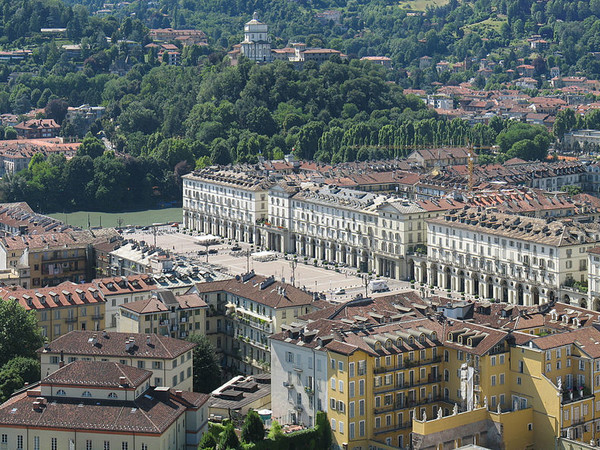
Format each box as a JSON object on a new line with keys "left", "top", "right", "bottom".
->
{"left": 65, "top": 317, "right": 78, "bottom": 323}
{"left": 92, "top": 314, "right": 103, "bottom": 320}
{"left": 374, "top": 394, "right": 442, "bottom": 415}
{"left": 304, "top": 387, "right": 314, "bottom": 395}
{"left": 373, "top": 421, "right": 413, "bottom": 435}
{"left": 562, "top": 386, "right": 593, "bottom": 405}
{"left": 283, "top": 381, "right": 294, "bottom": 389}
{"left": 373, "top": 356, "right": 442, "bottom": 374}
{"left": 374, "top": 375, "right": 443, "bottom": 393}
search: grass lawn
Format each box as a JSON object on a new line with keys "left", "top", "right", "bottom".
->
{"left": 48, "top": 207, "right": 183, "bottom": 229}
{"left": 462, "top": 16, "right": 506, "bottom": 34}
{"left": 398, "top": 0, "right": 450, "bottom": 11}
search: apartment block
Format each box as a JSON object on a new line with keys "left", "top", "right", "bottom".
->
{"left": 38, "top": 330, "right": 196, "bottom": 391}
{"left": 0, "top": 361, "right": 209, "bottom": 450}
{"left": 193, "top": 272, "right": 319, "bottom": 375}
{"left": 118, "top": 290, "right": 208, "bottom": 339}
{"left": 0, "top": 282, "right": 105, "bottom": 340}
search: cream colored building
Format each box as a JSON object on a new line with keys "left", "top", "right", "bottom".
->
{"left": 422, "top": 208, "right": 600, "bottom": 307}
{"left": 193, "top": 272, "right": 318, "bottom": 375}
{"left": 38, "top": 330, "right": 196, "bottom": 391}
{"left": 0, "top": 360, "right": 209, "bottom": 450}
{"left": 119, "top": 290, "right": 208, "bottom": 339}
{"left": 182, "top": 169, "right": 272, "bottom": 246}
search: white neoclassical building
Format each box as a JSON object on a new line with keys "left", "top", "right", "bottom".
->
{"left": 420, "top": 208, "right": 600, "bottom": 307}
{"left": 240, "top": 12, "right": 272, "bottom": 63}
{"left": 182, "top": 169, "right": 273, "bottom": 246}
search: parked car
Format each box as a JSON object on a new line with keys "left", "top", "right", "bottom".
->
{"left": 334, "top": 288, "right": 346, "bottom": 295}
{"left": 231, "top": 245, "right": 242, "bottom": 251}
{"left": 198, "top": 250, "right": 207, "bottom": 255}
{"left": 208, "top": 249, "right": 218, "bottom": 254}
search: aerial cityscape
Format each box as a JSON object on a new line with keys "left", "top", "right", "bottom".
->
{"left": 1, "top": 0, "right": 600, "bottom": 449}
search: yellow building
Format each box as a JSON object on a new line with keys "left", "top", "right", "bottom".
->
{"left": 0, "top": 281, "right": 106, "bottom": 340}
{"left": 0, "top": 360, "right": 210, "bottom": 450}
{"left": 118, "top": 290, "right": 208, "bottom": 339}
{"left": 272, "top": 293, "right": 600, "bottom": 449}
{"left": 38, "top": 330, "right": 196, "bottom": 391}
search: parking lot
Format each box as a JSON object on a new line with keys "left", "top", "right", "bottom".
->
{"left": 125, "top": 229, "right": 426, "bottom": 302}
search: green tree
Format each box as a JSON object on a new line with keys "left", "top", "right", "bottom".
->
{"left": 0, "top": 367, "right": 23, "bottom": 402}
{"left": 210, "top": 139, "right": 232, "bottom": 166}
{"left": 0, "top": 299, "right": 44, "bottom": 367}
{"left": 267, "top": 420, "right": 283, "bottom": 440}
{"left": 218, "top": 423, "right": 240, "bottom": 450}
{"left": 2, "top": 357, "right": 40, "bottom": 384}
{"left": 198, "top": 431, "right": 218, "bottom": 450}
{"left": 241, "top": 410, "right": 265, "bottom": 444}
{"left": 78, "top": 134, "right": 106, "bottom": 159}
{"left": 4, "top": 127, "right": 16, "bottom": 140}
{"left": 186, "top": 334, "right": 221, "bottom": 393}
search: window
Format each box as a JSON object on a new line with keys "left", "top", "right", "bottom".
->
{"left": 51, "top": 438, "right": 58, "bottom": 450}
{"left": 359, "top": 399, "right": 365, "bottom": 416}
{"left": 339, "top": 421, "right": 344, "bottom": 434}
{"left": 286, "top": 352, "right": 294, "bottom": 363}
{"left": 349, "top": 422, "right": 355, "bottom": 439}
{"left": 349, "top": 381, "right": 355, "bottom": 398}
{"left": 499, "top": 354, "right": 505, "bottom": 364}
{"left": 349, "top": 362, "right": 355, "bottom": 377}
{"left": 491, "top": 356, "right": 496, "bottom": 366}
{"left": 34, "top": 437, "right": 40, "bottom": 450}
{"left": 359, "top": 420, "right": 365, "bottom": 437}
{"left": 137, "top": 361, "right": 145, "bottom": 369}
{"left": 491, "top": 375, "right": 496, "bottom": 386}
{"left": 122, "top": 443, "right": 128, "bottom": 450}
{"left": 141, "top": 445, "right": 148, "bottom": 450}
{"left": 86, "top": 440, "right": 92, "bottom": 450}
{"left": 500, "top": 374, "right": 505, "bottom": 385}
{"left": 331, "top": 378, "right": 336, "bottom": 390}
{"left": 349, "top": 401, "right": 355, "bottom": 418}
{"left": 82, "top": 391, "right": 92, "bottom": 397}
{"left": 331, "top": 419, "right": 336, "bottom": 431}
{"left": 330, "top": 398, "right": 336, "bottom": 410}
{"left": 56, "top": 389, "right": 66, "bottom": 396}
{"left": 339, "top": 380, "right": 344, "bottom": 393}
{"left": 1, "top": 434, "right": 7, "bottom": 444}
{"left": 375, "top": 417, "right": 381, "bottom": 428}
{"left": 338, "top": 361, "right": 344, "bottom": 372}
{"left": 331, "top": 359, "right": 336, "bottom": 369}
{"left": 359, "top": 379, "right": 365, "bottom": 396}
{"left": 580, "top": 360, "right": 585, "bottom": 371}
{"left": 108, "top": 392, "right": 118, "bottom": 399}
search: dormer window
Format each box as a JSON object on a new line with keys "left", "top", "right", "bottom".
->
{"left": 419, "top": 334, "right": 425, "bottom": 343}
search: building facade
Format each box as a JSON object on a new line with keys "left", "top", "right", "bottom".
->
{"left": 420, "top": 208, "right": 600, "bottom": 307}
{"left": 38, "top": 330, "right": 196, "bottom": 391}
{"left": 0, "top": 360, "right": 209, "bottom": 450}
{"left": 240, "top": 12, "right": 272, "bottom": 63}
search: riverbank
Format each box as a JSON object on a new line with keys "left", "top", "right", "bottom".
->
{"left": 48, "top": 207, "right": 183, "bottom": 229}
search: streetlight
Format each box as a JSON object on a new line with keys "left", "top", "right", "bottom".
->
{"left": 289, "top": 256, "right": 297, "bottom": 287}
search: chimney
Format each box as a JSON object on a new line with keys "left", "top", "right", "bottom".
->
{"left": 125, "top": 339, "right": 131, "bottom": 351}
{"left": 102, "top": 330, "right": 108, "bottom": 338}
{"left": 146, "top": 335, "right": 151, "bottom": 346}
{"left": 119, "top": 376, "right": 128, "bottom": 386}
{"left": 175, "top": 390, "right": 183, "bottom": 397}
{"left": 58, "top": 361, "right": 64, "bottom": 368}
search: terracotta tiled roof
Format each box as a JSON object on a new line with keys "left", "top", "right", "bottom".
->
{"left": 194, "top": 274, "right": 314, "bottom": 308}
{"left": 37, "top": 331, "right": 196, "bottom": 359}
{"left": 44, "top": 361, "right": 151, "bottom": 388}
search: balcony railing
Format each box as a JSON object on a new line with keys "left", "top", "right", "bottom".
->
{"left": 374, "top": 375, "right": 442, "bottom": 393}
{"left": 373, "top": 356, "right": 442, "bottom": 374}
{"left": 373, "top": 421, "right": 413, "bottom": 435}
{"left": 562, "top": 386, "right": 593, "bottom": 405}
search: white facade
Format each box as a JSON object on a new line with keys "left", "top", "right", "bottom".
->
{"left": 421, "top": 210, "right": 599, "bottom": 307}
{"left": 270, "top": 338, "right": 328, "bottom": 427}
{"left": 240, "top": 12, "right": 272, "bottom": 63}
{"left": 182, "top": 170, "right": 271, "bottom": 246}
